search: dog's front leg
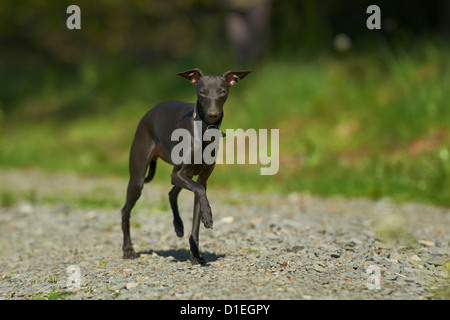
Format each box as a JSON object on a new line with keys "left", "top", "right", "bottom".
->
{"left": 189, "top": 196, "right": 205, "bottom": 265}
{"left": 171, "top": 168, "right": 212, "bottom": 265}
{"left": 170, "top": 169, "right": 213, "bottom": 229}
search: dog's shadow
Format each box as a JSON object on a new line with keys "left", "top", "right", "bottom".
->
{"left": 137, "top": 249, "right": 225, "bottom": 264}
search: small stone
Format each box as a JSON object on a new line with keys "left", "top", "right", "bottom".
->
{"left": 221, "top": 216, "right": 234, "bottom": 223}
{"left": 126, "top": 282, "right": 139, "bottom": 290}
{"left": 385, "top": 273, "right": 398, "bottom": 281}
{"left": 290, "top": 245, "right": 304, "bottom": 252}
{"left": 109, "top": 284, "right": 126, "bottom": 291}
{"left": 17, "top": 202, "right": 34, "bottom": 214}
{"left": 313, "top": 265, "right": 327, "bottom": 273}
{"left": 418, "top": 240, "right": 435, "bottom": 247}
{"left": 350, "top": 237, "right": 362, "bottom": 245}
{"left": 266, "top": 233, "right": 279, "bottom": 240}
{"left": 389, "top": 252, "right": 404, "bottom": 261}
{"left": 427, "top": 256, "right": 448, "bottom": 267}
{"left": 388, "top": 259, "right": 399, "bottom": 264}
{"left": 330, "top": 252, "right": 341, "bottom": 258}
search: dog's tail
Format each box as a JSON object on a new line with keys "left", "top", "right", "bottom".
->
{"left": 144, "top": 160, "right": 157, "bottom": 183}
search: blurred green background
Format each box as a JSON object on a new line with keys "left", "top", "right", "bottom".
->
{"left": 0, "top": 0, "right": 449, "bottom": 207}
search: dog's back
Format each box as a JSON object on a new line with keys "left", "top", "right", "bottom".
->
{"left": 141, "top": 100, "right": 194, "bottom": 145}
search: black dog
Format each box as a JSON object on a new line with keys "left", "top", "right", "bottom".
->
{"left": 121, "top": 68, "right": 250, "bottom": 265}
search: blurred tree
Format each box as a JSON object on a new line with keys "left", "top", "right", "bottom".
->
{"left": 222, "top": 0, "right": 272, "bottom": 66}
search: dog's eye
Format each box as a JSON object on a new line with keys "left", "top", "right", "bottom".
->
{"left": 219, "top": 89, "right": 226, "bottom": 96}
{"left": 199, "top": 90, "right": 207, "bottom": 96}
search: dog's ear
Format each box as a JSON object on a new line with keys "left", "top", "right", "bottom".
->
{"left": 223, "top": 70, "right": 251, "bottom": 86}
{"left": 177, "top": 68, "right": 204, "bottom": 84}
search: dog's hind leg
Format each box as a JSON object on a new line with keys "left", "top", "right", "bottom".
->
{"left": 169, "top": 186, "right": 184, "bottom": 237}
{"left": 121, "top": 123, "right": 155, "bottom": 259}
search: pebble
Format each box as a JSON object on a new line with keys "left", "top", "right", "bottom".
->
{"left": 313, "top": 265, "right": 327, "bottom": 273}
{"left": 126, "top": 282, "right": 139, "bottom": 290}
{"left": 0, "top": 189, "right": 449, "bottom": 300}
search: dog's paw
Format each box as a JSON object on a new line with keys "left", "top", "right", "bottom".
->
{"left": 191, "top": 256, "right": 207, "bottom": 266}
{"left": 173, "top": 218, "right": 184, "bottom": 237}
{"left": 199, "top": 198, "right": 213, "bottom": 229}
{"left": 201, "top": 208, "right": 213, "bottom": 229}
{"left": 174, "top": 224, "right": 184, "bottom": 237}
{"left": 122, "top": 246, "right": 136, "bottom": 259}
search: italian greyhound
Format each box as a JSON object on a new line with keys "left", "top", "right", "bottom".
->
{"left": 121, "top": 68, "right": 250, "bottom": 265}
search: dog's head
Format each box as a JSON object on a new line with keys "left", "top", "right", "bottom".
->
{"left": 178, "top": 68, "right": 250, "bottom": 125}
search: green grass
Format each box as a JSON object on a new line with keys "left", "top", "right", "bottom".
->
{"left": 33, "top": 289, "right": 74, "bottom": 300}
{"left": 1, "top": 40, "right": 449, "bottom": 207}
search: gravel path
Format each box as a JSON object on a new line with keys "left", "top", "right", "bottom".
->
{"left": 0, "top": 170, "right": 449, "bottom": 300}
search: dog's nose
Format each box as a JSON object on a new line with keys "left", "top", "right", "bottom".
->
{"left": 207, "top": 111, "right": 220, "bottom": 119}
